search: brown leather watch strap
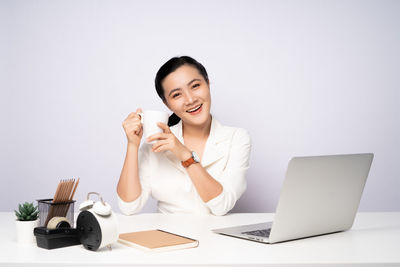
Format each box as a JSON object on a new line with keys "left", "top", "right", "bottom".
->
{"left": 181, "top": 156, "right": 196, "bottom": 168}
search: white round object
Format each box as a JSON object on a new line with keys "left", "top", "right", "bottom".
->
{"left": 94, "top": 210, "right": 118, "bottom": 249}
{"left": 93, "top": 201, "right": 112, "bottom": 216}
{"left": 77, "top": 209, "right": 119, "bottom": 250}
{"left": 79, "top": 200, "right": 94, "bottom": 211}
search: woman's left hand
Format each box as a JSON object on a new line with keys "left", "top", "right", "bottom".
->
{"left": 147, "top": 122, "right": 191, "bottom": 161}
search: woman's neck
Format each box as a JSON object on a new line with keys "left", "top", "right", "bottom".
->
{"left": 182, "top": 115, "right": 212, "bottom": 140}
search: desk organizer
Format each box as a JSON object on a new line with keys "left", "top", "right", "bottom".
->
{"left": 37, "top": 199, "right": 75, "bottom": 228}
{"left": 35, "top": 199, "right": 79, "bottom": 249}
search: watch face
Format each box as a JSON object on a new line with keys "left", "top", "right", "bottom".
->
{"left": 192, "top": 151, "right": 200, "bottom": 163}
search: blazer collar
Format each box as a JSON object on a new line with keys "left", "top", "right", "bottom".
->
{"left": 165, "top": 116, "right": 232, "bottom": 172}
{"left": 202, "top": 116, "right": 232, "bottom": 167}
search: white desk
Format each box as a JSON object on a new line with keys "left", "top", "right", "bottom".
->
{"left": 1, "top": 212, "right": 399, "bottom": 266}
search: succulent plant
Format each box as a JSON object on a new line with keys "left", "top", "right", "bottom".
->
{"left": 15, "top": 202, "right": 39, "bottom": 221}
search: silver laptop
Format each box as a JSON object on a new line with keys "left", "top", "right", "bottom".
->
{"left": 213, "top": 153, "right": 374, "bottom": 244}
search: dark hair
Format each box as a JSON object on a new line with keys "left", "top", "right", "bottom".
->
{"left": 155, "top": 56, "right": 209, "bottom": 126}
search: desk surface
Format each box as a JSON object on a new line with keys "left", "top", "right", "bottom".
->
{"left": 1, "top": 212, "right": 400, "bottom": 266}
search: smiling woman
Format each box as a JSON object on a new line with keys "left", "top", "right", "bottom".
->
{"left": 155, "top": 56, "right": 212, "bottom": 128}
{"left": 117, "top": 56, "right": 252, "bottom": 215}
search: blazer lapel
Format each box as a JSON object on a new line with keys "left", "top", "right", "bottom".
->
{"left": 201, "top": 118, "right": 233, "bottom": 168}
{"left": 164, "top": 117, "right": 233, "bottom": 171}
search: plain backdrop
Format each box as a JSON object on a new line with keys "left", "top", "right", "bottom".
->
{"left": 1, "top": 0, "right": 399, "bottom": 213}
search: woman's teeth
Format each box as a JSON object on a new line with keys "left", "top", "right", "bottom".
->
{"left": 187, "top": 104, "right": 202, "bottom": 113}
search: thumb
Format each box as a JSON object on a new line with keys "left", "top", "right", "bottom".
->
{"left": 136, "top": 108, "right": 142, "bottom": 114}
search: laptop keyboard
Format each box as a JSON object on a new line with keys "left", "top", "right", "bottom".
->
{"left": 242, "top": 228, "right": 271, "bottom": 237}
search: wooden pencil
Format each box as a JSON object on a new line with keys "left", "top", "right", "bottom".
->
{"left": 62, "top": 178, "right": 80, "bottom": 217}
{"left": 45, "top": 179, "right": 80, "bottom": 226}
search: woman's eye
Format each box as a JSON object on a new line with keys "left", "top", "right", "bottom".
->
{"left": 172, "top": 93, "right": 181, "bottom": 98}
{"left": 192, "top": 84, "right": 200, "bottom": 89}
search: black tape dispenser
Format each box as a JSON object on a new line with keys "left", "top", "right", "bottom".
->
{"left": 34, "top": 216, "right": 81, "bottom": 249}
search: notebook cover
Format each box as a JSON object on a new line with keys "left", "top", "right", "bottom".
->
{"left": 118, "top": 229, "right": 198, "bottom": 252}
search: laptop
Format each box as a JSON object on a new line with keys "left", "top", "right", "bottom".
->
{"left": 212, "top": 153, "right": 374, "bottom": 244}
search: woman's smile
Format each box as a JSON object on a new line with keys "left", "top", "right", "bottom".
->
{"left": 186, "top": 104, "right": 203, "bottom": 115}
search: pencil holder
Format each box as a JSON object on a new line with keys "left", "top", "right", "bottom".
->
{"left": 37, "top": 199, "right": 76, "bottom": 228}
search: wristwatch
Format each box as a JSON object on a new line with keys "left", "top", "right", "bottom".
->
{"left": 181, "top": 151, "right": 200, "bottom": 168}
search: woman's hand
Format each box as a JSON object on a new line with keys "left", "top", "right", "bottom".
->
{"left": 122, "top": 108, "right": 143, "bottom": 148}
{"left": 147, "top": 122, "right": 191, "bottom": 161}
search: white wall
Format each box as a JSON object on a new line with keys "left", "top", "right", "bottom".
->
{"left": 1, "top": 0, "right": 399, "bottom": 212}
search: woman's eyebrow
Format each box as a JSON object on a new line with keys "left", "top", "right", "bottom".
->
{"left": 187, "top": 78, "right": 201, "bottom": 86}
{"left": 168, "top": 79, "right": 201, "bottom": 96}
{"left": 168, "top": 88, "right": 181, "bottom": 97}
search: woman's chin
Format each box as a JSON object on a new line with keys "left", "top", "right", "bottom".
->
{"left": 182, "top": 111, "right": 211, "bottom": 126}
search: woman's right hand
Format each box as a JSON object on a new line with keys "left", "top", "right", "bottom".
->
{"left": 122, "top": 108, "right": 143, "bottom": 147}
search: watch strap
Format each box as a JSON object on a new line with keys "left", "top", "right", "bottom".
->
{"left": 181, "top": 156, "right": 196, "bottom": 168}
{"left": 181, "top": 151, "right": 199, "bottom": 168}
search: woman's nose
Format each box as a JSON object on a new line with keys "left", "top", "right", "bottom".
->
{"left": 184, "top": 91, "right": 195, "bottom": 105}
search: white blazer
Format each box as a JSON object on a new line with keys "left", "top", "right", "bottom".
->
{"left": 118, "top": 116, "right": 251, "bottom": 215}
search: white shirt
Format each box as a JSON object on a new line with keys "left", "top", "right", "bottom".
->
{"left": 118, "top": 116, "right": 251, "bottom": 216}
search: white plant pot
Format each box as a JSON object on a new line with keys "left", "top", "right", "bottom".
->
{"left": 15, "top": 219, "right": 39, "bottom": 244}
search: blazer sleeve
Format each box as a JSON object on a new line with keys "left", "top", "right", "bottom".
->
{"left": 118, "top": 143, "right": 152, "bottom": 215}
{"left": 205, "top": 128, "right": 251, "bottom": 215}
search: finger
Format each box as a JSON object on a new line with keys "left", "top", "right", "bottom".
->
{"left": 126, "top": 112, "right": 137, "bottom": 120}
{"left": 126, "top": 108, "right": 142, "bottom": 120}
{"left": 125, "top": 124, "right": 141, "bottom": 135}
{"left": 133, "top": 125, "right": 142, "bottom": 135}
{"left": 123, "top": 117, "right": 140, "bottom": 126}
{"left": 134, "top": 127, "right": 143, "bottom": 136}
{"left": 123, "top": 119, "right": 141, "bottom": 130}
{"left": 129, "top": 117, "right": 142, "bottom": 124}
{"left": 157, "top": 122, "right": 171, "bottom": 133}
{"left": 126, "top": 114, "right": 140, "bottom": 123}
{"left": 152, "top": 139, "right": 169, "bottom": 152}
{"left": 124, "top": 115, "right": 142, "bottom": 130}
{"left": 147, "top": 132, "right": 170, "bottom": 143}
{"left": 123, "top": 120, "right": 142, "bottom": 131}
{"left": 136, "top": 108, "right": 143, "bottom": 119}
{"left": 154, "top": 146, "right": 166, "bottom": 153}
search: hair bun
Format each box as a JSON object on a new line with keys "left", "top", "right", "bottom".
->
{"left": 168, "top": 113, "right": 181, "bottom": 127}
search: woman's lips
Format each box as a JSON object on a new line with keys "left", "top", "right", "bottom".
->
{"left": 186, "top": 104, "right": 203, "bottom": 115}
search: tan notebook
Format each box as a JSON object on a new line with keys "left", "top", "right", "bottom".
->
{"left": 118, "top": 229, "right": 199, "bottom": 252}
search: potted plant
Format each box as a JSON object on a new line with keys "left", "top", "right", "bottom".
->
{"left": 15, "top": 202, "right": 40, "bottom": 243}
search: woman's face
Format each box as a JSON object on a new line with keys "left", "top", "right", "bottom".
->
{"left": 162, "top": 64, "right": 211, "bottom": 127}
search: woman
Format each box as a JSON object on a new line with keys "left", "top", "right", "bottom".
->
{"left": 117, "top": 56, "right": 251, "bottom": 215}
